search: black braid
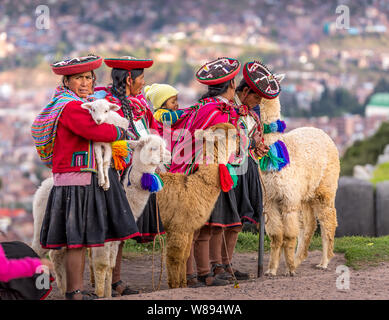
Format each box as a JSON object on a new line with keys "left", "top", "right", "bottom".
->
{"left": 109, "top": 68, "right": 142, "bottom": 139}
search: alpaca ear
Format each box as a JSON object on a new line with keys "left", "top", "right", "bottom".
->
{"left": 274, "top": 73, "right": 285, "bottom": 83}
{"left": 109, "top": 103, "right": 120, "bottom": 112}
{"left": 81, "top": 102, "right": 92, "bottom": 110}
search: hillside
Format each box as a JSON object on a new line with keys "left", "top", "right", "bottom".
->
{"left": 341, "top": 121, "right": 389, "bottom": 176}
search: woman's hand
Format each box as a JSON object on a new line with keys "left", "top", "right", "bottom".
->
{"left": 40, "top": 258, "right": 54, "bottom": 274}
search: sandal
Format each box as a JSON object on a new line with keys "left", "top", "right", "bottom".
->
{"left": 112, "top": 280, "right": 139, "bottom": 295}
{"left": 197, "top": 273, "right": 229, "bottom": 286}
{"left": 211, "top": 264, "right": 233, "bottom": 281}
{"left": 186, "top": 274, "right": 205, "bottom": 288}
{"left": 223, "top": 264, "right": 250, "bottom": 280}
{"left": 65, "top": 289, "right": 98, "bottom": 300}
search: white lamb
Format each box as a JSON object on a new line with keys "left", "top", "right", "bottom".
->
{"left": 81, "top": 99, "right": 129, "bottom": 190}
{"left": 31, "top": 134, "right": 170, "bottom": 298}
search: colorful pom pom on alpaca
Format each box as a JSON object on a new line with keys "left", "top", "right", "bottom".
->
{"left": 263, "top": 120, "right": 286, "bottom": 134}
{"left": 259, "top": 140, "right": 290, "bottom": 172}
{"left": 141, "top": 173, "right": 164, "bottom": 193}
{"left": 111, "top": 140, "right": 132, "bottom": 171}
{"left": 219, "top": 163, "right": 238, "bottom": 192}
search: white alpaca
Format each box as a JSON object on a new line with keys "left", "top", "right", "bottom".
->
{"left": 81, "top": 99, "right": 129, "bottom": 191}
{"left": 31, "top": 134, "right": 169, "bottom": 298}
{"left": 260, "top": 74, "right": 340, "bottom": 276}
{"left": 123, "top": 135, "right": 171, "bottom": 221}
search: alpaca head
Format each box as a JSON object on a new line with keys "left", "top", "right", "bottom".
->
{"left": 259, "top": 73, "right": 285, "bottom": 123}
{"left": 81, "top": 99, "right": 121, "bottom": 125}
{"left": 127, "top": 135, "right": 171, "bottom": 171}
{"left": 195, "top": 122, "right": 237, "bottom": 165}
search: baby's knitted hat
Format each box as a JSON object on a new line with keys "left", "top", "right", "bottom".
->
{"left": 144, "top": 83, "right": 178, "bottom": 109}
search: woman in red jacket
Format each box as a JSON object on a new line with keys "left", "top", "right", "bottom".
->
{"left": 32, "top": 55, "right": 140, "bottom": 300}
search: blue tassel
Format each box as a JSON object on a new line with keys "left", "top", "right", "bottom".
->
{"left": 141, "top": 173, "right": 163, "bottom": 193}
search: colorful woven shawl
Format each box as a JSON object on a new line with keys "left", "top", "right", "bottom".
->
{"left": 167, "top": 97, "right": 239, "bottom": 175}
{"left": 31, "top": 86, "right": 92, "bottom": 167}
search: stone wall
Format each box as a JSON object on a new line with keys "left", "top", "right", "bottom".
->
{"left": 335, "top": 177, "right": 389, "bottom": 237}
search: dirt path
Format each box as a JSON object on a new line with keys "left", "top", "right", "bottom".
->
{"left": 47, "top": 250, "right": 389, "bottom": 300}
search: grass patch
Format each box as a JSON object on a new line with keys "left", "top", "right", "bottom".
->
{"left": 370, "top": 162, "right": 389, "bottom": 185}
{"left": 123, "top": 234, "right": 167, "bottom": 255}
{"left": 122, "top": 232, "right": 389, "bottom": 270}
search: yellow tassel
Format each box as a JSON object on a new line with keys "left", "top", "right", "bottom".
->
{"left": 111, "top": 140, "right": 129, "bottom": 171}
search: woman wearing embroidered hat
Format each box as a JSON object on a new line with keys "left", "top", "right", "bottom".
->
{"left": 94, "top": 56, "right": 165, "bottom": 296}
{"left": 31, "top": 55, "right": 140, "bottom": 300}
{"left": 209, "top": 61, "right": 282, "bottom": 282}
{"left": 162, "top": 57, "right": 242, "bottom": 287}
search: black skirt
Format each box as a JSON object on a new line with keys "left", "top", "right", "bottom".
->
{"left": 135, "top": 193, "right": 165, "bottom": 243}
{"left": 233, "top": 157, "right": 263, "bottom": 224}
{"left": 206, "top": 189, "right": 242, "bottom": 228}
{"left": 0, "top": 241, "right": 54, "bottom": 300}
{"left": 40, "top": 167, "right": 140, "bottom": 249}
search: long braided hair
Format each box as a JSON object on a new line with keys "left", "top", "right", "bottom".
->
{"left": 109, "top": 68, "right": 144, "bottom": 138}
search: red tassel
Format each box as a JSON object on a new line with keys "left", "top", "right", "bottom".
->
{"left": 219, "top": 164, "right": 234, "bottom": 192}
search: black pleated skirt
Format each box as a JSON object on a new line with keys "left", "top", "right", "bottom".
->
{"left": 233, "top": 157, "right": 263, "bottom": 224}
{"left": 135, "top": 193, "right": 165, "bottom": 243}
{"left": 206, "top": 189, "right": 242, "bottom": 228}
{"left": 0, "top": 241, "right": 54, "bottom": 300}
{"left": 40, "top": 167, "right": 140, "bottom": 249}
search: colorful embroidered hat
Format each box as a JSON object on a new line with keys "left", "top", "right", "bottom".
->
{"left": 243, "top": 61, "right": 281, "bottom": 99}
{"left": 104, "top": 56, "right": 154, "bottom": 70}
{"left": 51, "top": 55, "right": 102, "bottom": 75}
{"left": 196, "top": 57, "right": 241, "bottom": 85}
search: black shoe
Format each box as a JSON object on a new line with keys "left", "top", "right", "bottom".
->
{"left": 197, "top": 274, "right": 229, "bottom": 286}
{"left": 223, "top": 264, "right": 250, "bottom": 280}
{"left": 112, "top": 280, "right": 139, "bottom": 295}
{"left": 65, "top": 289, "right": 98, "bottom": 300}
{"left": 232, "top": 270, "right": 250, "bottom": 280}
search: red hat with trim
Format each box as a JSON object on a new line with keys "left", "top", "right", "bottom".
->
{"left": 243, "top": 61, "right": 281, "bottom": 99}
{"left": 51, "top": 55, "right": 102, "bottom": 75}
{"left": 104, "top": 56, "right": 154, "bottom": 70}
{"left": 196, "top": 57, "right": 241, "bottom": 85}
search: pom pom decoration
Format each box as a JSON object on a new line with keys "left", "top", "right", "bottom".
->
{"left": 141, "top": 173, "right": 164, "bottom": 193}
{"left": 219, "top": 164, "right": 238, "bottom": 192}
{"left": 226, "top": 163, "right": 238, "bottom": 188}
{"left": 263, "top": 120, "right": 286, "bottom": 134}
{"left": 111, "top": 140, "right": 132, "bottom": 171}
{"left": 259, "top": 140, "right": 290, "bottom": 172}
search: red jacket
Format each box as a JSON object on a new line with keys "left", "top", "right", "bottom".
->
{"left": 52, "top": 100, "right": 126, "bottom": 173}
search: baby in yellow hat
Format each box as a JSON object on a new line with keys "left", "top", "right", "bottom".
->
{"left": 144, "top": 84, "right": 184, "bottom": 125}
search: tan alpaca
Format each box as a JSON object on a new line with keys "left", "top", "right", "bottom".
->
{"left": 260, "top": 75, "right": 340, "bottom": 276}
{"left": 157, "top": 122, "right": 237, "bottom": 288}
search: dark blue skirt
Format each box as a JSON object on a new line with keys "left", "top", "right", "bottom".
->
{"left": 206, "top": 157, "right": 263, "bottom": 227}
{"left": 40, "top": 167, "right": 140, "bottom": 249}
{"left": 234, "top": 157, "right": 263, "bottom": 224}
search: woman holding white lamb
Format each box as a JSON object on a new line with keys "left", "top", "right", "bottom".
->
{"left": 31, "top": 55, "right": 140, "bottom": 300}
